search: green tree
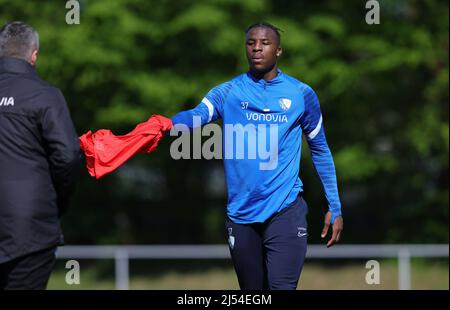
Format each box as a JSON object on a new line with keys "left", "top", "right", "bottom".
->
{"left": 0, "top": 0, "right": 447, "bottom": 244}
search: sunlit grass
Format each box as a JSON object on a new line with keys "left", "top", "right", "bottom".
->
{"left": 47, "top": 259, "right": 448, "bottom": 290}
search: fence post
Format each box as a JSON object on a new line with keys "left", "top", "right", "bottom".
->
{"left": 115, "top": 248, "right": 129, "bottom": 290}
{"left": 398, "top": 248, "right": 411, "bottom": 290}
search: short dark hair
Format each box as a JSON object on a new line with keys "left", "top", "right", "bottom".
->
{"left": 0, "top": 21, "right": 39, "bottom": 60}
{"left": 245, "top": 22, "right": 282, "bottom": 45}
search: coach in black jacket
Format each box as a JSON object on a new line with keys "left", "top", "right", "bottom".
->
{"left": 0, "top": 21, "right": 81, "bottom": 289}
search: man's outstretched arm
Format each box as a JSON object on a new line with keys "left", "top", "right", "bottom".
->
{"left": 171, "top": 98, "right": 215, "bottom": 129}
{"left": 171, "top": 82, "right": 232, "bottom": 129}
{"left": 300, "top": 85, "right": 343, "bottom": 247}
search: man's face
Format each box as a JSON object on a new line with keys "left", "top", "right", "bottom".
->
{"left": 246, "top": 27, "right": 282, "bottom": 74}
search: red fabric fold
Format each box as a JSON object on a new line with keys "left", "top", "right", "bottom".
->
{"left": 79, "top": 115, "right": 173, "bottom": 179}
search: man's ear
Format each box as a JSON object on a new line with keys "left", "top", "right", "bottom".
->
{"left": 30, "top": 49, "right": 38, "bottom": 66}
{"left": 276, "top": 47, "right": 282, "bottom": 57}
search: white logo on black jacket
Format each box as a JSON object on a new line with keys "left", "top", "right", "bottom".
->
{"left": 0, "top": 97, "right": 14, "bottom": 106}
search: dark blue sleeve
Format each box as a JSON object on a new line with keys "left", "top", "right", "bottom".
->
{"left": 171, "top": 82, "right": 232, "bottom": 129}
{"left": 300, "top": 85, "right": 342, "bottom": 223}
{"left": 39, "top": 88, "right": 81, "bottom": 215}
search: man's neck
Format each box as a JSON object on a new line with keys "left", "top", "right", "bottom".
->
{"left": 249, "top": 66, "right": 278, "bottom": 81}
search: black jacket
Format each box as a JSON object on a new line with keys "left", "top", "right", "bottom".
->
{"left": 0, "top": 57, "right": 81, "bottom": 263}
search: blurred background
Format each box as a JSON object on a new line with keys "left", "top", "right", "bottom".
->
{"left": 0, "top": 0, "right": 448, "bottom": 289}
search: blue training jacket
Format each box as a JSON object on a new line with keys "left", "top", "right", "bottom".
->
{"left": 171, "top": 69, "right": 342, "bottom": 224}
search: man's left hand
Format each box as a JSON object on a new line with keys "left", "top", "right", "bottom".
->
{"left": 321, "top": 212, "right": 343, "bottom": 248}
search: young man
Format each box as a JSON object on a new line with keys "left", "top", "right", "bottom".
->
{"left": 0, "top": 21, "right": 80, "bottom": 289}
{"left": 171, "top": 22, "right": 343, "bottom": 290}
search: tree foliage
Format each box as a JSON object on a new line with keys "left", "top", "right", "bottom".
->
{"left": 0, "top": 0, "right": 448, "bottom": 244}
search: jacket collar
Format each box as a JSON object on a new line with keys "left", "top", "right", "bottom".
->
{"left": 246, "top": 68, "right": 284, "bottom": 86}
{"left": 0, "top": 57, "right": 37, "bottom": 76}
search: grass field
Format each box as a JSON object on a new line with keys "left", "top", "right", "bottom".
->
{"left": 47, "top": 258, "right": 448, "bottom": 290}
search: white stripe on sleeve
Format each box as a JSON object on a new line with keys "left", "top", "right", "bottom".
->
{"left": 307, "top": 114, "right": 323, "bottom": 140}
{"left": 201, "top": 97, "right": 214, "bottom": 123}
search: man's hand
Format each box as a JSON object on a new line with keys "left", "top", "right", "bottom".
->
{"left": 321, "top": 212, "right": 343, "bottom": 248}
